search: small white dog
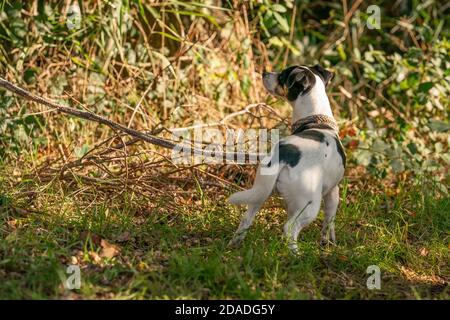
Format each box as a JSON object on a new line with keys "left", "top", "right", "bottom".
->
{"left": 228, "top": 65, "right": 346, "bottom": 253}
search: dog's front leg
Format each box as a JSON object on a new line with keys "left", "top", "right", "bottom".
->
{"left": 228, "top": 204, "right": 261, "bottom": 247}
{"left": 321, "top": 186, "right": 339, "bottom": 245}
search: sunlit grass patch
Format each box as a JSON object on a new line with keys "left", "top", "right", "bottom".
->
{"left": 0, "top": 173, "right": 448, "bottom": 299}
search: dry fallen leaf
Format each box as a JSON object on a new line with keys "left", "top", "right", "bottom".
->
{"left": 400, "top": 266, "right": 445, "bottom": 285}
{"left": 89, "top": 251, "right": 102, "bottom": 264}
{"left": 6, "top": 219, "right": 17, "bottom": 230}
{"left": 134, "top": 217, "right": 146, "bottom": 225}
{"left": 100, "top": 239, "right": 120, "bottom": 259}
{"left": 338, "top": 254, "right": 348, "bottom": 261}
{"left": 419, "top": 247, "right": 429, "bottom": 257}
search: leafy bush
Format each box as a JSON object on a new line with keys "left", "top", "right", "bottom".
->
{"left": 0, "top": 0, "right": 448, "bottom": 185}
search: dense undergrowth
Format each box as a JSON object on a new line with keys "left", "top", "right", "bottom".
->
{"left": 0, "top": 0, "right": 448, "bottom": 299}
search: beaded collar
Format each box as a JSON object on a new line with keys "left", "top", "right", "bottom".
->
{"left": 291, "top": 114, "right": 338, "bottom": 134}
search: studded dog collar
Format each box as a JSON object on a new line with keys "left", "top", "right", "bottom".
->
{"left": 291, "top": 114, "right": 339, "bottom": 135}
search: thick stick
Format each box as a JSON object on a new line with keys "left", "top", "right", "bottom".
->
{"left": 0, "top": 77, "right": 265, "bottom": 160}
{"left": 0, "top": 77, "right": 177, "bottom": 150}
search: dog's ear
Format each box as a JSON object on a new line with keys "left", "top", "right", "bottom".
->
{"left": 310, "top": 65, "right": 334, "bottom": 87}
{"left": 285, "top": 68, "right": 315, "bottom": 100}
{"left": 286, "top": 69, "right": 307, "bottom": 89}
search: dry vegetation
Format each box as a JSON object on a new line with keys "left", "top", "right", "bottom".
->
{"left": 0, "top": 0, "right": 448, "bottom": 299}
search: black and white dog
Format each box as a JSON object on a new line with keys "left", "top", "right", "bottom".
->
{"left": 228, "top": 65, "right": 346, "bottom": 253}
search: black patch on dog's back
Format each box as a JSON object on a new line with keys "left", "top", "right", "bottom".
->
{"left": 334, "top": 136, "right": 346, "bottom": 168}
{"left": 279, "top": 143, "right": 301, "bottom": 167}
{"left": 295, "top": 129, "right": 325, "bottom": 143}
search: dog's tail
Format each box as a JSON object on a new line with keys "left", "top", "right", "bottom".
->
{"left": 228, "top": 148, "right": 284, "bottom": 206}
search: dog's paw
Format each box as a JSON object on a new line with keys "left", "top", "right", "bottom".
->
{"left": 228, "top": 237, "right": 243, "bottom": 248}
{"left": 288, "top": 242, "right": 302, "bottom": 256}
{"left": 289, "top": 247, "right": 302, "bottom": 257}
{"left": 320, "top": 238, "right": 336, "bottom": 247}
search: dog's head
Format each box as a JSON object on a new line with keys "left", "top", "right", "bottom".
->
{"left": 262, "top": 65, "right": 334, "bottom": 101}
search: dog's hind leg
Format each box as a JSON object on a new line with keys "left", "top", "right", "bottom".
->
{"left": 321, "top": 186, "right": 339, "bottom": 245}
{"left": 228, "top": 204, "right": 262, "bottom": 247}
{"left": 283, "top": 198, "right": 321, "bottom": 254}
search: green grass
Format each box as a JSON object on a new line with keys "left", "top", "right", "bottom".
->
{"left": 0, "top": 0, "right": 448, "bottom": 301}
{"left": 0, "top": 174, "right": 448, "bottom": 299}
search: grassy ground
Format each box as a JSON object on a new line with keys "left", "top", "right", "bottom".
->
{"left": 0, "top": 0, "right": 448, "bottom": 301}
{"left": 0, "top": 169, "right": 448, "bottom": 299}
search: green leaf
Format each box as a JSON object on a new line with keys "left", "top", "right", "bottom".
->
{"left": 407, "top": 72, "right": 420, "bottom": 87}
{"left": 407, "top": 142, "right": 418, "bottom": 155}
{"left": 428, "top": 120, "right": 450, "bottom": 132}
{"left": 167, "top": 10, "right": 219, "bottom": 28}
{"left": 435, "top": 142, "right": 443, "bottom": 154}
{"left": 23, "top": 68, "right": 37, "bottom": 84}
{"left": 337, "top": 44, "right": 347, "bottom": 61}
{"left": 271, "top": 4, "right": 287, "bottom": 13}
{"left": 281, "top": 37, "right": 301, "bottom": 56}
{"left": 390, "top": 159, "right": 405, "bottom": 173}
{"left": 406, "top": 47, "right": 422, "bottom": 66}
{"left": 441, "top": 153, "right": 450, "bottom": 165}
{"left": 355, "top": 150, "right": 372, "bottom": 166}
{"left": 240, "top": 75, "right": 251, "bottom": 98}
{"left": 155, "top": 31, "right": 182, "bottom": 43}
{"left": 373, "top": 139, "right": 388, "bottom": 153}
{"left": 418, "top": 82, "right": 433, "bottom": 92}
{"left": 268, "top": 36, "right": 283, "bottom": 47}
{"left": 273, "top": 12, "right": 289, "bottom": 33}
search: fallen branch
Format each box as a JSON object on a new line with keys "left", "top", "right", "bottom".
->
{"left": 0, "top": 77, "right": 275, "bottom": 162}
{"left": 0, "top": 77, "right": 177, "bottom": 150}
